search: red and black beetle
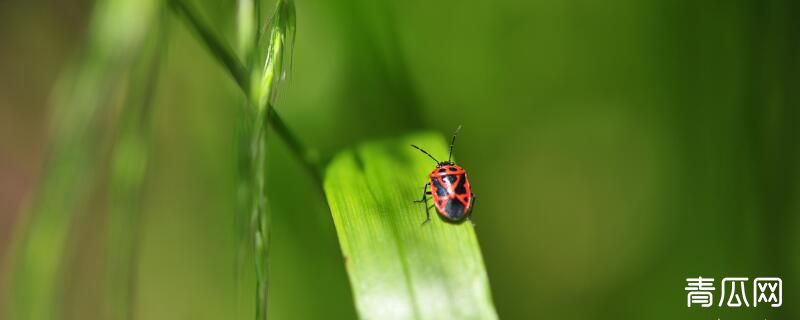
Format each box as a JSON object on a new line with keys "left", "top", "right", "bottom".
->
{"left": 411, "top": 126, "right": 475, "bottom": 224}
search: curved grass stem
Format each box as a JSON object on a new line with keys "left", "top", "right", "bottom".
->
{"left": 267, "top": 106, "right": 321, "bottom": 184}
{"left": 168, "top": 0, "right": 250, "bottom": 91}
{"left": 169, "top": 0, "right": 315, "bottom": 182}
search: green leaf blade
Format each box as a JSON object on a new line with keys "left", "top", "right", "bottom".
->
{"left": 324, "top": 132, "right": 498, "bottom": 320}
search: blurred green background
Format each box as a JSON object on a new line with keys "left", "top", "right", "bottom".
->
{"left": 1, "top": 0, "right": 798, "bottom": 319}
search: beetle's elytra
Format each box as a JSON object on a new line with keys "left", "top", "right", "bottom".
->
{"left": 411, "top": 126, "right": 475, "bottom": 224}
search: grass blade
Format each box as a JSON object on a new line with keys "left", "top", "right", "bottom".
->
{"left": 324, "top": 132, "right": 498, "bottom": 320}
{"left": 254, "top": 0, "right": 295, "bottom": 110}
{"left": 104, "top": 11, "right": 168, "bottom": 320}
{"left": 236, "top": 0, "right": 258, "bottom": 63}
{"left": 171, "top": 1, "right": 305, "bottom": 318}
{"left": 235, "top": 1, "right": 296, "bottom": 319}
{"left": 5, "top": 0, "right": 159, "bottom": 318}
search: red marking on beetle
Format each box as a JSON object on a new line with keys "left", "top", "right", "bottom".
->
{"left": 428, "top": 164, "right": 472, "bottom": 218}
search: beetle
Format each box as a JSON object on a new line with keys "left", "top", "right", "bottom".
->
{"left": 411, "top": 125, "right": 475, "bottom": 225}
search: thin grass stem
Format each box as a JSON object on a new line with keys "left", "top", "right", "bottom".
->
{"left": 168, "top": 0, "right": 250, "bottom": 91}
{"left": 267, "top": 106, "right": 321, "bottom": 183}
{"left": 170, "top": 0, "right": 316, "bottom": 185}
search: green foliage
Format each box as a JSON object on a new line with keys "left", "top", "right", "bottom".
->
{"left": 6, "top": 1, "right": 499, "bottom": 319}
{"left": 234, "top": 1, "right": 296, "bottom": 319}
{"left": 6, "top": 0, "right": 799, "bottom": 318}
{"left": 324, "top": 132, "right": 498, "bottom": 320}
{"left": 6, "top": 0, "right": 160, "bottom": 319}
{"left": 104, "top": 12, "right": 168, "bottom": 320}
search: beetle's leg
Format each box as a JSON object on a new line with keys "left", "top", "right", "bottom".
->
{"left": 423, "top": 185, "right": 432, "bottom": 224}
{"left": 421, "top": 202, "right": 435, "bottom": 225}
{"left": 414, "top": 183, "right": 432, "bottom": 225}
{"left": 466, "top": 194, "right": 476, "bottom": 226}
{"left": 421, "top": 209, "right": 431, "bottom": 226}
{"left": 413, "top": 183, "right": 430, "bottom": 203}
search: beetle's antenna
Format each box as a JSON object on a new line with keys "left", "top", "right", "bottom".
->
{"left": 448, "top": 125, "right": 462, "bottom": 162}
{"left": 411, "top": 145, "right": 439, "bottom": 164}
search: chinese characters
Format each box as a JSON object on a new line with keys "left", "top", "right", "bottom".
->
{"left": 685, "top": 277, "right": 782, "bottom": 308}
